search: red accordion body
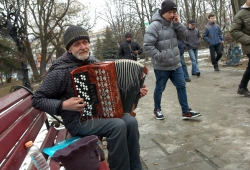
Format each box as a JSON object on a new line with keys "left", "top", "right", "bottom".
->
{"left": 70, "top": 61, "right": 124, "bottom": 119}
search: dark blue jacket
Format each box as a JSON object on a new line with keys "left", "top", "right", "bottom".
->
{"left": 178, "top": 40, "right": 185, "bottom": 55}
{"left": 203, "top": 22, "right": 223, "bottom": 46}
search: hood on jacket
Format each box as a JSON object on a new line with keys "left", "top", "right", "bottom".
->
{"left": 241, "top": 3, "right": 250, "bottom": 8}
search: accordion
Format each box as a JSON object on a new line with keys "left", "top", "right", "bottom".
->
{"left": 70, "top": 59, "right": 148, "bottom": 120}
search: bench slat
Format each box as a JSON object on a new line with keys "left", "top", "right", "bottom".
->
{"left": 0, "top": 88, "right": 30, "bottom": 112}
{"left": 30, "top": 128, "right": 68, "bottom": 170}
{"left": 30, "top": 127, "right": 62, "bottom": 170}
{"left": 0, "top": 88, "right": 110, "bottom": 170}
{"left": 49, "top": 128, "right": 68, "bottom": 170}
{"left": 0, "top": 107, "right": 42, "bottom": 161}
{"left": 0, "top": 95, "right": 33, "bottom": 134}
{"left": 0, "top": 112, "right": 47, "bottom": 170}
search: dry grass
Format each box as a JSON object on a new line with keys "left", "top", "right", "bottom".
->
{"left": 0, "top": 80, "right": 22, "bottom": 98}
{"left": 0, "top": 80, "right": 39, "bottom": 98}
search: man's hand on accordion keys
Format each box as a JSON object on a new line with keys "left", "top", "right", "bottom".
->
{"left": 62, "top": 97, "right": 86, "bottom": 112}
{"left": 140, "top": 84, "right": 148, "bottom": 97}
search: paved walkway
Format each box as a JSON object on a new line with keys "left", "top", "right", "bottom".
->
{"left": 135, "top": 59, "right": 250, "bottom": 170}
{"left": 22, "top": 55, "right": 250, "bottom": 170}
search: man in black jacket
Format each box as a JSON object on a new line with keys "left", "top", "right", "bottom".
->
{"left": 32, "top": 25, "right": 147, "bottom": 170}
{"left": 119, "top": 32, "right": 143, "bottom": 61}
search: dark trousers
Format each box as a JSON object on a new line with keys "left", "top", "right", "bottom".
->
{"left": 77, "top": 115, "right": 142, "bottom": 170}
{"left": 209, "top": 43, "right": 222, "bottom": 65}
{"left": 239, "top": 54, "right": 250, "bottom": 88}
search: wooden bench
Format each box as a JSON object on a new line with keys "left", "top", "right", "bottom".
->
{"left": 0, "top": 86, "right": 109, "bottom": 170}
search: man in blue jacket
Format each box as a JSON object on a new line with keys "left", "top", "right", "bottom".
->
{"left": 203, "top": 13, "right": 224, "bottom": 71}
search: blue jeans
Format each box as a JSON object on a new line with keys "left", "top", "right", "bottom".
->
{"left": 154, "top": 67, "right": 189, "bottom": 113}
{"left": 239, "top": 54, "right": 250, "bottom": 88}
{"left": 180, "top": 54, "right": 190, "bottom": 80}
{"left": 188, "top": 49, "right": 200, "bottom": 74}
{"left": 209, "top": 43, "right": 222, "bottom": 65}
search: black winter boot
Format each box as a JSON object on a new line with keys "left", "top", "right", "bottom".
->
{"left": 214, "top": 63, "right": 220, "bottom": 71}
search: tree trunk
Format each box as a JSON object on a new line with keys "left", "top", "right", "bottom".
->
{"left": 24, "top": 39, "right": 40, "bottom": 81}
{"left": 231, "top": 0, "right": 245, "bottom": 15}
{"left": 184, "top": 0, "right": 190, "bottom": 20}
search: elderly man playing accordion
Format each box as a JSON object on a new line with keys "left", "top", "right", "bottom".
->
{"left": 32, "top": 25, "right": 148, "bottom": 170}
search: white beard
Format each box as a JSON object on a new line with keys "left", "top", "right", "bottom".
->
{"left": 74, "top": 50, "right": 89, "bottom": 61}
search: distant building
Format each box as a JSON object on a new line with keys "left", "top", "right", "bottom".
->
{"left": 88, "top": 28, "right": 106, "bottom": 54}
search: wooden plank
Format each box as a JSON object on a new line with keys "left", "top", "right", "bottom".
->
{"left": 0, "top": 112, "right": 47, "bottom": 170}
{"left": 30, "top": 128, "right": 68, "bottom": 170}
{"left": 0, "top": 88, "right": 29, "bottom": 112}
{"left": 49, "top": 129, "right": 68, "bottom": 170}
{"left": 30, "top": 127, "right": 59, "bottom": 170}
{"left": 0, "top": 107, "right": 41, "bottom": 162}
{"left": 0, "top": 95, "right": 32, "bottom": 134}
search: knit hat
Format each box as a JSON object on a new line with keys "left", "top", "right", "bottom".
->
{"left": 160, "top": 0, "right": 177, "bottom": 15}
{"left": 53, "top": 135, "right": 100, "bottom": 170}
{"left": 63, "top": 25, "right": 90, "bottom": 50}
{"left": 189, "top": 20, "right": 196, "bottom": 24}
{"left": 125, "top": 32, "right": 132, "bottom": 38}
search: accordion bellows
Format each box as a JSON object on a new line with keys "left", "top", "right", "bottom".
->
{"left": 70, "top": 59, "right": 148, "bottom": 120}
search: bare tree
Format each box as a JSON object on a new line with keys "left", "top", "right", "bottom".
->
{"left": 26, "top": 0, "right": 71, "bottom": 77}
{"left": 23, "top": 0, "right": 94, "bottom": 81}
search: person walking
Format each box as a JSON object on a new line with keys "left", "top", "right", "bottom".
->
{"left": 178, "top": 39, "right": 191, "bottom": 82}
{"left": 230, "top": 0, "right": 250, "bottom": 97}
{"left": 119, "top": 32, "right": 143, "bottom": 61}
{"left": 203, "top": 13, "right": 224, "bottom": 71}
{"left": 32, "top": 25, "right": 148, "bottom": 170}
{"left": 143, "top": 0, "right": 201, "bottom": 120}
{"left": 185, "top": 20, "right": 201, "bottom": 77}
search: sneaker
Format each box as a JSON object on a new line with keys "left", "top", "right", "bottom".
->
{"left": 185, "top": 78, "right": 191, "bottom": 82}
{"left": 214, "top": 67, "right": 220, "bottom": 71}
{"left": 237, "top": 88, "right": 250, "bottom": 97}
{"left": 154, "top": 109, "right": 165, "bottom": 120}
{"left": 197, "top": 72, "right": 201, "bottom": 77}
{"left": 182, "top": 110, "right": 202, "bottom": 119}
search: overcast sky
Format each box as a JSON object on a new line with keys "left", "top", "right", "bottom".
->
{"left": 85, "top": 0, "right": 108, "bottom": 31}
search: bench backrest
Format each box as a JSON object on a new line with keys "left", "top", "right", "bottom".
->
{"left": 0, "top": 88, "right": 48, "bottom": 170}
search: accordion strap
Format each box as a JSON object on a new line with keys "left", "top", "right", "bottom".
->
{"left": 53, "top": 63, "right": 83, "bottom": 70}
